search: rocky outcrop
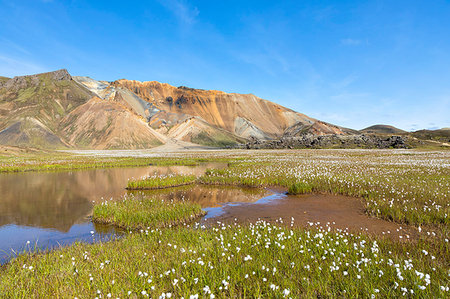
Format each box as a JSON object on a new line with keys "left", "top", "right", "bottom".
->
{"left": 242, "top": 134, "right": 409, "bottom": 149}
{"left": 283, "top": 120, "right": 347, "bottom": 137}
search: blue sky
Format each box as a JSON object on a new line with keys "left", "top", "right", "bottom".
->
{"left": 1, "top": 0, "right": 449, "bottom": 131}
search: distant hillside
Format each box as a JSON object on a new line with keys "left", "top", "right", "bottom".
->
{"left": 360, "top": 124, "right": 406, "bottom": 135}
{"left": 0, "top": 76, "right": 10, "bottom": 84}
{"left": 411, "top": 128, "right": 450, "bottom": 142}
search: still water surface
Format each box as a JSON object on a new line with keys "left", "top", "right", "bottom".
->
{"left": 0, "top": 163, "right": 232, "bottom": 263}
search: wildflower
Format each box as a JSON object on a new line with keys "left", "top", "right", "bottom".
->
{"left": 203, "top": 286, "right": 211, "bottom": 294}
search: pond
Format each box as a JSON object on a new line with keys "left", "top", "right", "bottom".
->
{"left": 0, "top": 163, "right": 225, "bottom": 264}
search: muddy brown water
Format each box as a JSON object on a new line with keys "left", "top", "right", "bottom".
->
{"left": 0, "top": 164, "right": 415, "bottom": 264}
{"left": 202, "top": 190, "right": 418, "bottom": 240}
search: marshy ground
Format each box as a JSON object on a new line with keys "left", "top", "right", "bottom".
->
{"left": 0, "top": 149, "right": 448, "bottom": 297}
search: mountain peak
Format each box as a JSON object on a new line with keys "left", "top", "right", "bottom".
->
{"left": 49, "top": 69, "right": 72, "bottom": 81}
{"left": 0, "top": 69, "right": 72, "bottom": 90}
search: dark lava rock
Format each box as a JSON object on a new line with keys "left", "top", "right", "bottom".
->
{"left": 239, "top": 134, "right": 410, "bottom": 149}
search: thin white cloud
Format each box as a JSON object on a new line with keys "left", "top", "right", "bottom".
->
{"left": 0, "top": 38, "right": 30, "bottom": 55}
{"left": 0, "top": 54, "right": 46, "bottom": 77}
{"left": 340, "top": 38, "right": 362, "bottom": 46}
{"left": 158, "top": 0, "right": 199, "bottom": 24}
{"left": 310, "top": 112, "right": 349, "bottom": 123}
{"left": 330, "top": 92, "right": 372, "bottom": 103}
{"left": 331, "top": 74, "right": 358, "bottom": 89}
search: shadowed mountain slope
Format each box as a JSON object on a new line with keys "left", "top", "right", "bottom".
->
{"left": 360, "top": 124, "right": 407, "bottom": 135}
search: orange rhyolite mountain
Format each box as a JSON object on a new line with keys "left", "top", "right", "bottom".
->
{"left": 0, "top": 69, "right": 348, "bottom": 149}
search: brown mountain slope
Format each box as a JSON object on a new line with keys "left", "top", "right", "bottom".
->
{"left": 60, "top": 97, "right": 164, "bottom": 149}
{"left": 167, "top": 117, "right": 246, "bottom": 147}
{"left": 0, "top": 118, "right": 66, "bottom": 149}
{"left": 0, "top": 69, "right": 93, "bottom": 148}
{"left": 111, "top": 80, "right": 345, "bottom": 139}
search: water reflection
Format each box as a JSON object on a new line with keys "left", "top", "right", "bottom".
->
{"left": 0, "top": 163, "right": 223, "bottom": 232}
{"left": 0, "top": 223, "right": 120, "bottom": 264}
{"left": 133, "top": 184, "right": 270, "bottom": 208}
{"left": 0, "top": 163, "right": 225, "bottom": 264}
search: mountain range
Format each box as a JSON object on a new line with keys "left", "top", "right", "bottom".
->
{"left": 0, "top": 69, "right": 447, "bottom": 149}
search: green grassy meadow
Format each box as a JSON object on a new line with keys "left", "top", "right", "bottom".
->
{"left": 0, "top": 149, "right": 448, "bottom": 297}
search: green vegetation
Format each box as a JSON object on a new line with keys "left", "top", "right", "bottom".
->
{"left": 0, "top": 76, "right": 10, "bottom": 84}
{"left": 1, "top": 150, "right": 447, "bottom": 229}
{"left": 1, "top": 221, "right": 448, "bottom": 298}
{"left": 0, "top": 155, "right": 214, "bottom": 173}
{"left": 127, "top": 174, "right": 197, "bottom": 190}
{"left": 92, "top": 193, "right": 204, "bottom": 229}
{"left": 0, "top": 149, "right": 448, "bottom": 297}
{"left": 192, "top": 131, "right": 243, "bottom": 148}
{"left": 411, "top": 129, "right": 450, "bottom": 143}
{"left": 198, "top": 151, "right": 449, "bottom": 229}
{"left": 288, "top": 182, "right": 313, "bottom": 194}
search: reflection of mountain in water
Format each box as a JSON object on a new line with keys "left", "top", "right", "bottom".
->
{"left": 133, "top": 184, "right": 270, "bottom": 208}
{"left": 0, "top": 164, "right": 219, "bottom": 232}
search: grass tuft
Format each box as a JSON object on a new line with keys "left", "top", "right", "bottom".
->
{"left": 92, "top": 193, "right": 205, "bottom": 230}
{"left": 126, "top": 174, "right": 197, "bottom": 190}
{"left": 288, "top": 182, "right": 313, "bottom": 194}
